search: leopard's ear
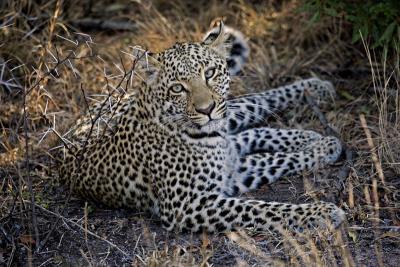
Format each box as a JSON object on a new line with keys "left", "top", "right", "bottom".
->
{"left": 203, "top": 23, "right": 249, "bottom": 76}
{"left": 202, "top": 21, "right": 230, "bottom": 58}
{"left": 136, "top": 51, "right": 162, "bottom": 84}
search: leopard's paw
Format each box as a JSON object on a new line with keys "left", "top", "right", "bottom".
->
{"left": 292, "top": 202, "right": 346, "bottom": 232}
{"left": 306, "top": 201, "right": 346, "bottom": 230}
{"left": 305, "top": 136, "right": 343, "bottom": 165}
{"left": 303, "top": 78, "right": 336, "bottom": 102}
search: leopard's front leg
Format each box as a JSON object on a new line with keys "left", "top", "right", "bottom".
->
{"left": 227, "top": 135, "right": 342, "bottom": 194}
{"left": 226, "top": 78, "right": 335, "bottom": 134}
{"left": 160, "top": 192, "right": 345, "bottom": 233}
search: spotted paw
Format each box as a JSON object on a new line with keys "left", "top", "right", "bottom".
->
{"left": 303, "top": 201, "right": 346, "bottom": 230}
{"left": 303, "top": 78, "right": 336, "bottom": 102}
{"left": 320, "top": 136, "right": 343, "bottom": 164}
{"left": 305, "top": 136, "right": 343, "bottom": 165}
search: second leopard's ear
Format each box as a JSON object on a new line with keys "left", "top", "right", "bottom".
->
{"left": 136, "top": 51, "right": 163, "bottom": 85}
{"left": 202, "top": 21, "right": 231, "bottom": 58}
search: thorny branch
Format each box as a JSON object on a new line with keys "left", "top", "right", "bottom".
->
{"left": 2, "top": 31, "right": 143, "bottom": 260}
{"left": 26, "top": 45, "right": 95, "bottom": 96}
{"left": 37, "top": 43, "right": 141, "bottom": 252}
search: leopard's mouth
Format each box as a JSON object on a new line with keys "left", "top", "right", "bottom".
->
{"left": 189, "top": 110, "right": 226, "bottom": 125}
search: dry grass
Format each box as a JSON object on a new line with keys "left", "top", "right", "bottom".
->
{"left": 1, "top": 0, "right": 400, "bottom": 266}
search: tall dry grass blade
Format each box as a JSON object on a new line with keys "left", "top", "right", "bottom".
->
{"left": 359, "top": 114, "right": 384, "bottom": 267}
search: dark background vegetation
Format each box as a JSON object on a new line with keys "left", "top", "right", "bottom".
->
{"left": 1, "top": 0, "right": 399, "bottom": 266}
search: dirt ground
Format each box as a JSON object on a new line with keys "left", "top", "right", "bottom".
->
{"left": 1, "top": 0, "right": 400, "bottom": 266}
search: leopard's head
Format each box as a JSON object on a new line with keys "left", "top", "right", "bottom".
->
{"left": 139, "top": 22, "right": 231, "bottom": 134}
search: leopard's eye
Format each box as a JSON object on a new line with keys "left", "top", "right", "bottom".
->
{"left": 204, "top": 67, "right": 216, "bottom": 80}
{"left": 169, "top": 83, "right": 185, "bottom": 94}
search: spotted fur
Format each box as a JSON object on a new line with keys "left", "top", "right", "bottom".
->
{"left": 59, "top": 23, "right": 345, "bottom": 233}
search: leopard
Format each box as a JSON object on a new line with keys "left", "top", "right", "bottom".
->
{"left": 59, "top": 22, "right": 345, "bottom": 234}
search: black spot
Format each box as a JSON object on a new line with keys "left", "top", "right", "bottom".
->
{"left": 200, "top": 196, "right": 208, "bottom": 205}
{"left": 229, "top": 119, "right": 238, "bottom": 131}
{"left": 185, "top": 218, "right": 194, "bottom": 228}
{"left": 225, "top": 215, "right": 236, "bottom": 223}
{"left": 269, "top": 167, "right": 277, "bottom": 176}
{"left": 208, "top": 194, "right": 218, "bottom": 201}
{"left": 227, "top": 59, "right": 235, "bottom": 68}
{"left": 207, "top": 209, "right": 217, "bottom": 216}
{"left": 247, "top": 105, "right": 255, "bottom": 113}
{"left": 218, "top": 199, "right": 226, "bottom": 207}
{"left": 242, "top": 213, "right": 251, "bottom": 222}
{"left": 243, "top": 176, "right": 254, "bottom": 187}
{"left": 238, "top": 167, "right": 247, "bottom": 173}
{"left": 186, "top": 208, "right": 193, "bottom": 215}
{"left": 272, "top": 217, "right": 281, "bottom": 222}
{"left": 220, "top": 210, "right": 229, "bottom": 217}
{"left": 231, "top": 43, "right": 244, "bottom": 56}
{"left": 235, "top": 206, "right": 243, "bottom": 213}
{"left": 266, "top": 211, "right": 275, "bottom": 217}
{"left": 195, "top": 214, "right": 205, "bottom": 224}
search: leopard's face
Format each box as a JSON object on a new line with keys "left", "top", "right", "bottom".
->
{"left": 151, "top": 42, "right": 230, "bottom": 132}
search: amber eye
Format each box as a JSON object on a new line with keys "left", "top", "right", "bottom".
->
{"left": 169, "top": 83, "right": 185, "bottom": 94}
{"left": 204, "top": 67, "right": 216, "bottom": 80}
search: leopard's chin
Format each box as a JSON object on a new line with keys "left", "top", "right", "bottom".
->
{"left": 199, "top": 118, "right": 226, "bottom": 133}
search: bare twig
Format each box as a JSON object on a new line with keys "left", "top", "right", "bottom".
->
{"left": 349, "top": 225, "right": 400, "bottom": 231}
{"left": 23, "top": 84, "right": 40, "bottom": 250}
{"left": 80, "top": 84, "right": 94, "bottom": 125}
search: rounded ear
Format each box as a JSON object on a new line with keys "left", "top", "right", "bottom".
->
{"left": 202, "top": 21, "right": 231, "bottom": 58}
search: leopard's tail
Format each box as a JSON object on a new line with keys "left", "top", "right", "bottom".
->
{"left": 202, "top": 25, "right": 250, "bottom": 76}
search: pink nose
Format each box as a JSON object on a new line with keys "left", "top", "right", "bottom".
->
{"left": 195, "top": 101, "right": 215, "bottom": 115}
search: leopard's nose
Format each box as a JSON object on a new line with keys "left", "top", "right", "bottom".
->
{"left": 195, "top": 101, "right": 216, "bottom": 116}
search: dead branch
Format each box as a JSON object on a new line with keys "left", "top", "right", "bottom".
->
{"left": 304, "top": 90, "right": 354, "bottom": 182}
{"left": 70, "top": 18, "right": 138, "bottom": 32}
{"left": 80, "top": 84, "right": 95, "bottom": 125}
{"left": 23, "top": 82, "right": 40, "bottom": 249}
